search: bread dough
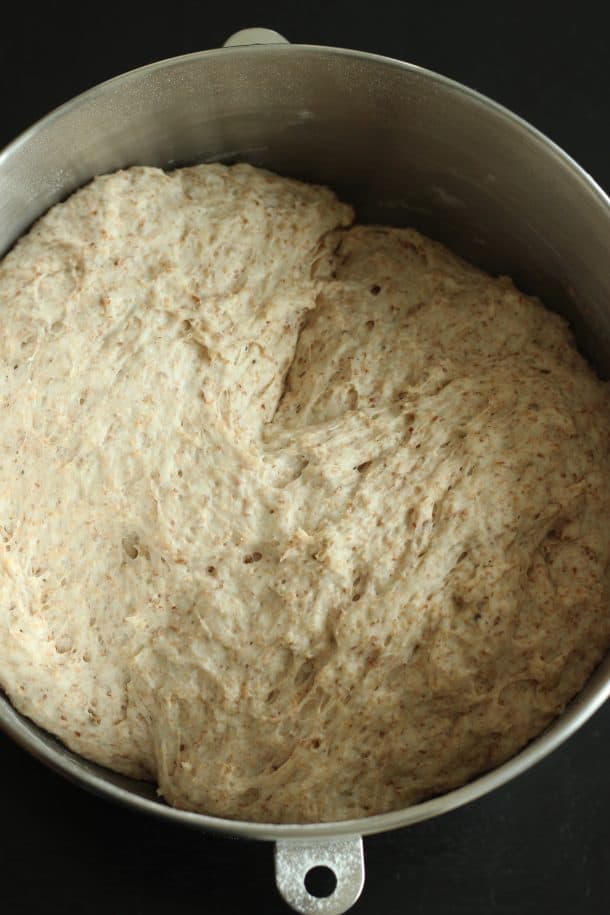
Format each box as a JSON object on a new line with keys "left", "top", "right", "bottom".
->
{"left": 1, "top": 163, "right": 609, "bottom": 823}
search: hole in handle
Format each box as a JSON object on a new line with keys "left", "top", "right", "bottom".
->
{"left": 275, "top": 837, "right": 364, "bottom": 914}
{"left": 304, "top": 865, "right": 337, "bottom": 899}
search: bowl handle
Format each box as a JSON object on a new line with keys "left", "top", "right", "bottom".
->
{"left": 223, "top": 28, "right": 290, "bottom": 47}
{"left": 274, "top": 836, "right": 365, "bottom": 914}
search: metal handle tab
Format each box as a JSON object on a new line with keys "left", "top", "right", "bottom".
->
{"left": 223, "top": 28, "right": 289, "bottom": 48}
{"left": 274, "top": 837, "right": 365, "bottom": 915}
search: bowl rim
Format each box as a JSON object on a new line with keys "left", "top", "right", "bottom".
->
{"left": 1, "top": 40, "right": 608, "bottom": 211}
{"left": 3, "top": 658, "right": 609, "bottom": 840}
{"left": 1, "top": 39, "right": 609, "bottom": 841}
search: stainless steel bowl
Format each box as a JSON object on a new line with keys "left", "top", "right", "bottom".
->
{"left": 1, "top": 27, "right": 609, "bottom": 915}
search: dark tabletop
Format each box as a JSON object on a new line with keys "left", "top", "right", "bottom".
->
{"left": 1, "top": 2, "right": 609, "bottom": 913}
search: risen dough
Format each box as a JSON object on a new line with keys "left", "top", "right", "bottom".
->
{"left": 1, "top": 164, "right": 609, "bottom": 823}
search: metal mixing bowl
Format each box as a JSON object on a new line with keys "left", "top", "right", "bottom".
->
{"left": 1, "top": 27, "right": 609, "bottom": 915}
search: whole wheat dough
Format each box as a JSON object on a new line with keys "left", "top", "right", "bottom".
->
{"left": 1, "top": 163, "right": 609, "bottom": 823}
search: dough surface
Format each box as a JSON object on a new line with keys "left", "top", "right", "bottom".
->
{"left": 1, "top": 163, "right": 609, "bottom": 823}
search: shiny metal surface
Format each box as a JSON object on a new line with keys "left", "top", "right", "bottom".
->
{"left": 275, "top": 837, "right": 364, "bottom": 914}
{"left": 1, "top": 39, "right": 609, "bottom": 375}
{"left": 223, "top": 26, "right": 290, "bottom": 47}
{"left": 0, "top": 24, "right": 609, "bottom": 914}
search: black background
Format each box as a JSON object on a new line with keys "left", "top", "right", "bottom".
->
{"left": 1, "top": 2, "right": 608, "bottom": 913}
